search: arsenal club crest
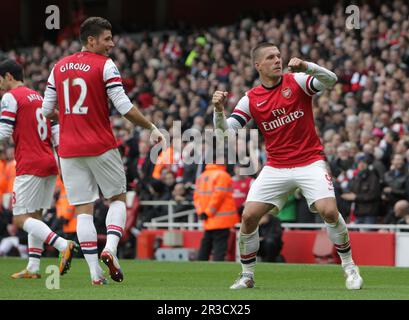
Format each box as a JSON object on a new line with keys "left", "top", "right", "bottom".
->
{"left": 281, "top": 87, "right": 292, "bottom": 99}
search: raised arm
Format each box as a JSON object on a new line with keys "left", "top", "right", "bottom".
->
{"left": 304, "top": 61, "right": 338, "bottom": 88}
{"left": 213, "top": 91, "right": 252, "bottom": 133}
{"left": 288, "top": 58, "right": 338, "bottom": 95}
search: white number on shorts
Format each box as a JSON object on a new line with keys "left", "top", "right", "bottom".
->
{"left": 36, "top": 108, "right": 48, "bottom": 141}
{"left": 62, "top": 78, "right": 89, "bottom": 115}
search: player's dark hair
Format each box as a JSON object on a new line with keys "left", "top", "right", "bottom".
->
{"left": 0, "top": 59, "right": 23, "bottom": 81}
{"left": 79, "top": 17, "right": 112, "bottom": 45}
{"left": 251, "top": 42, "right": 278, "bottom": 64}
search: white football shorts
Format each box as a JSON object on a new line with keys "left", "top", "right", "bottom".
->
{"left": 60, "top": 148, "right": 126, "bottom": 205}
{"left": 13, "top": 175, "right": 57, "bottom": 216}
{"left": 246, "top": 160, "right": 335, "bottom": 212}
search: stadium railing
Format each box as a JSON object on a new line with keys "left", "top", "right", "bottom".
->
{"left": 140, "top": 200, "right": 199, "bottom": 230}
{"left": 280, "top": 223, "right": 409, "bottom": 231}
{"left": 140, "top": 201, "right": 409, "bottom": 232}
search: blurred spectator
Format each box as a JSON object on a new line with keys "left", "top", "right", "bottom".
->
{"left": 172, "top": 183, "right": 194, "bottom": 223}
{"left": 181, "top": 141, "right": 202, "bottom": 188}
{"left": 143, "top": 179, "right": 170, "bottom": 221}
{"left": 380, "top": 130, "right": 399, "bottom": 169}
{"left": 185, "top": 36, "right": 207, "bottom": 67}
{"left": 331, "top": 144, "right": 355, "bottom": 217}
{"left": 55, "top": 176, "right": 77, "bottom": 241}
{"left": 394, "top": 200, "right": 409, "bottom": 229}
{"left": 152, "top": 137, "right": 183, "bottom": 182}
{"left": 341, "top": 155, "right": 381, "bottom": 224}
{"left": 0, "top": 145, "right": 8, "bottom": 207}
{"left": 330, "top": 144, "right": 354, "bottom": 179}
{"left": 232, "top": 164, "right": 254, "bottom": 215}
{"left": 362, "top": 143, "right": 386, "bottom": 183}
{"left": 0, "top": 146, "right": 15, "bottom": 209}
{"left": 0, "top": 223, "right": 27, "bottom": 257}
{"left": 133, "top": 139, "right": 155, "bottom": 197}
{"left": 382, "top": 153, "right": 409, "bottom": 223}
{"left": 257, "top": 214, "right": 284, "bottom": 262}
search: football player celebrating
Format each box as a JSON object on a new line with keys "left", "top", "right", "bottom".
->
{"left": 213, "top": 43, "right": 363, "bottom": 290}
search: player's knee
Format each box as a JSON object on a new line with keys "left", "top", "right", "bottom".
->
{"left": 315, "top": 198, "right": 338, "bottom": 223}
{"left": 32, "top": 211, "right": 42, "bottom": 220}
{"left": 109, "top": 193, "right": 126, "bottom": 203}
{"left": 13, "top": 216, "right": 26, "bottom": 229}
{"left": 319, "top": 208, "right": 339, "bottom": 223}
{"left": 241, "top": 210, "right": 259, "bottom": 228}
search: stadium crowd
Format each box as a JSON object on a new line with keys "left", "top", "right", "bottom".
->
{"left": 1, "top": 0, "right": 409, "bottom": 257}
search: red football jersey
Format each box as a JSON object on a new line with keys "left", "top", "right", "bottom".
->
{"left": 48, "top": 52, "right": 124, "bottom": 157}
{"left": 231, "top": 73, "right": 325, "bottom": 168}
{"left": 0, "top": 87, "right": 58, "bottom": 176}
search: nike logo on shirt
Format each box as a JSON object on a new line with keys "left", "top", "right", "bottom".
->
{"left": 257, "top": 100, "right": 267, "bottom": 107}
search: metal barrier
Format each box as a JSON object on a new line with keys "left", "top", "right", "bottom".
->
{"left": 140, "top": 201, "right": 198, "bottom": 230}
{"left": 281, "top": 223, "right": 409, "bottom": 231}
{"left": 140, "top": 200, "right": 409, "bottom": 232}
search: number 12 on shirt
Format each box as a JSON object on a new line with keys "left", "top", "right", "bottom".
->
{"left": 62, "top": 77, "right": 89, "bottom": 115}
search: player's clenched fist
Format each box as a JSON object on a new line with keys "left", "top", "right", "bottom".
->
{"left": 150, "top": 124, "right": 168, "bottom": 151}
{"left": 212, "top": 91, "right": 228, "bottom": 112}
{"left": 288, "top": 58, "right": 308, "bottom": 73}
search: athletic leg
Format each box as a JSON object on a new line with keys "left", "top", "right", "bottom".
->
{"left": 87, "top": 149, "right": 127, "bottom": 283}
{"left": 231, "top": 166, "right": 291, "bottom": 289}
{"left": 60, "top": 156, "right": 102, "bottom": 282}
{"left": 230, "top": 201, "right": 275, "bottom": 289}
{"left": 314, "top": 198, "right": 363, "bottom": 289}
{"left": 297, "top": 161, "right": 363, "bottom": 290}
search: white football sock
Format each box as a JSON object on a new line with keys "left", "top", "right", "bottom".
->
{"left": 105, "top": 200, "right": 126, "bottom": 256}
{"left": 77, "top": 214, "right": 100, "bottom": 279}
{"left": 27, "top": 234, "right": 43, "bottom": 272}
{"left": 325, "top": 213, "right": 354, "bottom": 268}
{"left": 23, "top": 218, "right": 67, "bottom": 252}
{"left": 239, "top": 227, "right": 259, "bottom": 275}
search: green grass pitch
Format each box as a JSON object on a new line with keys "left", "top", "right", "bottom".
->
{"left": 1, "top": 257, "right": 409, "bottom": 300}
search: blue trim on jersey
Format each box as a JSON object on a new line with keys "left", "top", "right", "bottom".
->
{"left": 0, "top": 119, "right": 15, "bottom": 126}
{"left": 310, "top": 77, "right": 319, "bottom": 92}
{"left": 106, "top": 84, "right": 123, "bottom": 90}
{"left": 231, "top": 114, "right": 246, "bottom": 127}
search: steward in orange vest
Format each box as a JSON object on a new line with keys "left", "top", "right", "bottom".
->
{"left": 194, "top": 164, "right": 239, "bottom": 261}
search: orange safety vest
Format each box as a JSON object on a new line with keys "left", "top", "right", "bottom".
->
{"left": 152, "top": 146, "right": 174, "bottom": 179}
{"left": 0, "top": 159, "right": 8, "bottom": 199}
{"left": 0, "top": 160, "right": 16, "bottom": 194}
{"left": 55, "top": 175, "right": 76, "bottom": 234}
{"left": 5, "top": 160, "right": 16, "bottom": 193}
{"left": 194, "top": 164, "right": 240, "bottom": 230}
